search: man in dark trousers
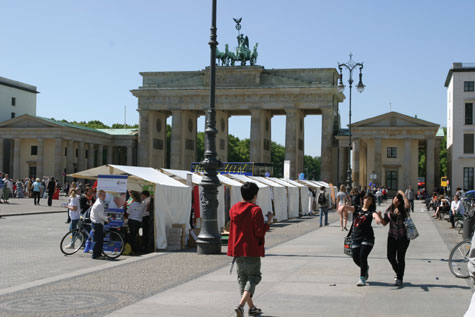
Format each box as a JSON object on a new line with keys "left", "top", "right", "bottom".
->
{"left": 90, "top": 190, "right": 109, "bottom": 260}
{"left": 227, "top": 182, "right": 274, "bottom": 317}
{"left": 47, "top": 177, "right": 56, "bottom": 206}
{"left": 405, "top": 185, "right": 415, "bottom": 212}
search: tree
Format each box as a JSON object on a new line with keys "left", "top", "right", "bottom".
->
{"left": 228, "top": 134, "right": 250, "bottom": 162}
{"left": 418, "top": 127, "right": 447, "bottom": 179}
{"left": 304, "top": 155, "right": 321, "bottom": 180}
{"left": 271, "top": 141, "right": 285, "bottom": 177}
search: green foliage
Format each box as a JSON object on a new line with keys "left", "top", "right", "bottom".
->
{"left": 439, "top": 127, "right": 447, "bottom": 177}
{"left": 166, "top": 124, "right": 171, "bottom": 168}
{"left": 271, "top": 141, "right": 285, "bottom": 177}
{"left": 304, "top": 155, "right": 321, "bottom": 180}
{"left": 197, "top": 132, "right": 205, "bottom": 162}
{"left": 228, "top": 134, "right": 250, "bottom": 162}
{"left": 52, "top": 118, "right": 138, "bottom": 129}
{"left": 111, "top": 123, "right": 139, "bottom": 129}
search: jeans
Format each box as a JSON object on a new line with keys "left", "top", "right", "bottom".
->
{"left": 33, "top": 191, "right": 41, "bottom": 205}
{"left": 409, "top": 199, "right": 414, "bottom": 212}
{"left": 352, "top": 242, "right": 374, "bottom": 278}
{"left": 319, "top": 206, "right": 328, "bottom": 226}
{"left": 387, "top": 236, "right": 410, "bottom": 280}
{"left": 92, "top": 222, "right": 104, "bottom": 258}
{"left": 69, "top": 219, "right": 79, "bottom": 232}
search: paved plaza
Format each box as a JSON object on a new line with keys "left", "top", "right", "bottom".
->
{"left": 0, "top": 201, "right": 472, "bottom": 316}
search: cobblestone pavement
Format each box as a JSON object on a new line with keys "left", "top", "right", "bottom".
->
{"left": 0, "top": 208, "right": 340, "bottom": 316}
{"left": 0, "top": 197, "right": 69, "bottom": 216}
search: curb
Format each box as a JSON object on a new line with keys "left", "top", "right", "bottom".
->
{"left": 0, "top": 210, "right": 67, "bottom": 217}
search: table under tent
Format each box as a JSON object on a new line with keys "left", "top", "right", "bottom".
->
{"left": 225, "top": 174, "right": 273, "bottom": 218}
{"left": 160, "top": 169, "right": 243, "bottom": 232}
{"left": 249, "top": 176, "right": 288, "bottom": 221}
{"left": 299, "top": 180, "right": 322, "bottom": 214}
{"left": 268, "top": 177, "right": 300, "bottom": 218}
{"left": 69, "top": 164, "right": 191, "bottom": 250}
{"left": 282, "top": 179, "right": 311, "bottom": 216}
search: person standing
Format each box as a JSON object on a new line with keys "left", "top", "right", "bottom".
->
{"left": 3, "top": 174, "right": 12, "bottom": 204}
{"left": 126, "top": 191, "right": 144, "bottom": 255}
{"left": 32, "top": 178, "right": 41, "bottom": 205}
{"left": 140, "top": 191, "right": 154, "bottom": 253}
{"left": 90, "top": 190, "right": 109, "bottom": 260}
{"left": 318, "top": 186, "right": 330, "bottom": 227}
{"left": 47, "top": 177, "right": 56, "bottom": 206}
{"left": 228, "top": 182, "right": 273, "bottom": 317}
{"left": 336, "top": 185, "right": 349, "bottom": 231}
{"left": 377, "top": 193, "right": 410, "bottom": 286}
{"left": 405, "top": 185, "right": 415, "bottom": 212}
{"left": 0, "top": 172, "right": 4, "bottom": 203}
{"left": 65, "top": 188, "right": 81, "bottom": 249}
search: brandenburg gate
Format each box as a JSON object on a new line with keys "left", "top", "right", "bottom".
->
{"left": 131, "top": 66, "right": 344, "bottom": 182}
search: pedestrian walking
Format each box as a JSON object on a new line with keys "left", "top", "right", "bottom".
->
{"left": 348, "top": 193, "right": 384, "bottom": 286}
{"left": 32, "top": 178, "right": 41, "bottom": 205}
{"left": 47, "top": 177, "right": 56, "bottom": 206}
{"left": 318, "top": 186, "right": 330, "bottom": 227}
{"left": 336, "top": 185, "right": 349, "bottom": 231}
{"left": 90, "top": 190, "right": 109, "bottom": 260}
{"left": 227, "top": 182, "right": 273, "bottom": 317}
{"left": 405, "top": 185, "right": 415, "bottom": 212}
{"left": 376, "top": 193, "right": 410, "bottom": 286}
{"left": 2, "top": 174, "right": 12, "bottom": 203}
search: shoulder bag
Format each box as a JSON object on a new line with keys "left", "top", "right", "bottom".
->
{"left": 344, "top": 222, "right": 354, "bottom": 256}
{"left": 404, "top": 216, "right": 419, "bottom": 240}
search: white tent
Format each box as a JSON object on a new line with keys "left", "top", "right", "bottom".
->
{"left": 250, "top": 176, "right": 288, "bottom": 221}
{"left": 269, "top": 177, "right": 300, "bottom": 218}
{"left": 70, "top": 165, "right": 191, "bottom": 250}
{"left": 226, "top": 174, "right": 272, "bottom": 217}
{"left": 283, "top": 179, "right": 310, "bottom": 215}
{"left": 161, "top": 169, "right": 242, "bottom": 230}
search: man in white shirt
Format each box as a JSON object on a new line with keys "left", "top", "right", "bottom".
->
{"left": 141, "top": 191, "right": 153, "bottom": 253}
{"left": 3, "top": 174, "right": 12, "bottom": 204}
{"left": 91, "top": 190, "right": 109, "bottom": 260}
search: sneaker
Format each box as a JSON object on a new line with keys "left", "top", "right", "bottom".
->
{"left": 234, "top": 305, "right": 244, "bottom": 317}
{"left": 395, "top": 279, "right": 402, "bottom": 286}
{"left": 248, "top": 307, "right": 263, "bottom": 316}
{"left": 356, "top": 277, "right": 366, "bottom": 286}
{"left": 65, "top": 243, "right": 75, "bottom": 249}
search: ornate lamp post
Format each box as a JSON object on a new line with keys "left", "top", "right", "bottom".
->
{"left": 338, "top": 54, "right": 365, "bottom": 192}
{"left": 196, "top": 0, "right": 222, "bottom": 254}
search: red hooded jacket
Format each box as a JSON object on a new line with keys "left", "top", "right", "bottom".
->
{"left": 227, "top": 201, "right": 270, "bottom": 257}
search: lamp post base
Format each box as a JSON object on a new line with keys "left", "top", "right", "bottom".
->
{"left": 196, "top": 237, "right": 221, "bottom": 254}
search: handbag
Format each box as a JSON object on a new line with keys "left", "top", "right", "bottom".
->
{"left": 344, "top": 222, "right": 354, "bottom": 256}
{"left": 404, "top": 216, "right": 419, "bottom": 240}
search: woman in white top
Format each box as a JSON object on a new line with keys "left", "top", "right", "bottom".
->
{"left": 126, "top": 191, "right": 144, "bottom": 254}
{"left": 450, "top": 194, "right": 464, "bottom": 228}
{"left": 65, "top": 188, "right": 81, "bottom": 248}
{"left": 336, "top": 185, "right": 349, "bottom": 231}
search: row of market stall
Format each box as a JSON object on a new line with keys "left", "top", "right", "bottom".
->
{"left": 71, "top": 165, "right": 336, "bottom": 251}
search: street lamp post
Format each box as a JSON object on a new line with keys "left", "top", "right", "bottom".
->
{"left": 338, "top": 54, "right": 365, "bottom": 192}
{"left": 196, "top": 0, "right": 222, "bottom": 254}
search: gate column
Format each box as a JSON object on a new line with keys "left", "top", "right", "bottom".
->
{"left": 171, "top": 110, "right": 197, "bottom": 170}
{"left": 138, "top": 110, "right": 150, "bottom": 167}
{"left": 215, "top": 111, "right": 229, "bottom": 162}
{"left": 285, "top": 109, "right": 305, "bottom": 179}
{"left": 320, "top": 107, "right": 335, "bottom": 182}
{"left": 149, "top": 111, "right": 168, "bottom": 169}
{"left": 250, "top": 110, "right": 272, "bottom": 164}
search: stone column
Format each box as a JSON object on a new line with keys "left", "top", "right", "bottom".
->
{"left": 434, "top": 139, "right": 441, "bottom": 188}
{"left": 374, "top": 138, "right": 382, "bottom": 186}
{"left": 250, "top": 110, "right": 272, "bottom": 164}
{"left": 215, "top": 110, "right": 229, "bottom": 162}
{"left": 127, "top": 143, "right": 133, "bottom": 166}
{"left": 77, "top": 141, "right": 85, "bottom": 171}
{"left": 12, "top": 138, "right": 21, "bottom": 179}
{"left": 426, "top": 138, "right": 435, "bottom": 194}
{"left": 55, "top": 139, "right": 63, "bottom": 182}
{"left": 37, "top": 138, "right": 45, "bottom": 178}
{"left": 352, "top": 139, "right": 360, "bottom": 187}
{"left": 170, "top": 110, "right": 197, "bottom": 170}
{"left": 285, "top": 109, "right": 305, "bottom": 179}
{"left": 87, "top": 144, "right": 94, "bottom": 169}
{"left": 138, "top": 110, "right": 150, "bottom": 167}
{"left": 0, "top": 138, "right": 3, "bottom": 173}
{"left": 403, "top": 139, "right": 412, "bottom": 189}
{"left": 338, "top": 145, "right": 348, "bottom": 185}
{"left": 106, "top": 145, "right": 113, "bottom": 164}
{"left": 320, "top": 108, "right": 334, "bottom": 182}
{"left": 149, "top": 111, "right": 168, "bottom": 168}
{"left": 97, "top": 144, "right": 104, "bottom": 166}
{"left": 66, "top": 140, "right": 74, "bottom": 176}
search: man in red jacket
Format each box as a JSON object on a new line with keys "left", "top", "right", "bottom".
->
{"left": 228, "top": 182, "right": 274, "bottom": 317}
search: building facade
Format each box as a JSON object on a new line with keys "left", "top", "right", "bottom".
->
{"left": 446, "top": 63, "right": 475, "bottom": 191}
{"left": 0, "top": 76, "right": 37, "bottom": 121}
{"left": 0, "top": 115, "right": 137, "bottom": 183}
{"left": 336, "top": 112, "right": 442, "bottom": 194}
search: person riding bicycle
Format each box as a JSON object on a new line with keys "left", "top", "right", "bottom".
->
{"left": 90, "top": 190, "right": 109, "bottom": 260}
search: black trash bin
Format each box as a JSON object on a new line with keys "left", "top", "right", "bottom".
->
{"left": 463, "top": 214, "right": 475, "bottom": 240}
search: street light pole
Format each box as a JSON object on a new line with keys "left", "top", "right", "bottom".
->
{"left": 196, "top": 0, "right": 222, "bottom": 254}
{"left": 338, "top": 54, "right": 365, "bottom": 192}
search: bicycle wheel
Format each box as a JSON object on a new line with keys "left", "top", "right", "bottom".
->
{"left": 60, "top": 229, "right": 85, "bottom": 255}
{"left": 448, "top": 239, "right": 472, "bottom": 278}
{"left": 102, "top": 230, "right": 124, "bottom": 259}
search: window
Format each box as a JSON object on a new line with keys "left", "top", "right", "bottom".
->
{"left": 466, "top": 103, "right": 473, "bottom": 125}
{"left": 386, "top": 171, "right": 398, "bottom": 190}
{"left": 464, "top": 134, "right": 474, "bottom": 154}
{"left": 387, "top": 147, "right": 397, "bottom": 158}
{"left": 464, "top": 167, "right": 474, "bottom": 191}
{"left": 11, "top": 112, "right": 15, "bottom": 118}
{"left": 64, "top": 147, "right": 67, "bottom": 156}
{"left": 465, "top": 81, "right": 475, "bottom": 92}
{"left": 29, "top": 166, "right": 37, "bottom": 179}
{"left": 11, "top": 97, "right": 16, "bottom": 106}
{"left": 31, "top": 146, "right": 38, "bottom": 156}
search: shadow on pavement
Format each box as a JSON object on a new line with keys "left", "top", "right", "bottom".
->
{"left": 369, "top": 281, "right": 470, "bottom": 291}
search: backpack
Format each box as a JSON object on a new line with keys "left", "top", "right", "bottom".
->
{"left": 318, "top": 193, "right": 327, "bottom": 205}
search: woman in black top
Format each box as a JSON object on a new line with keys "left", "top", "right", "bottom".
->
{"left": 376, "top": 193, "right": 410, "bottom": 286}
{"left": 349, "top": 193, "right": 384, "bottom": 286}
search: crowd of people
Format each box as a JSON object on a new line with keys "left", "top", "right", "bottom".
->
{"left": 0, "top": 172, "right": 61, "bottom": 206}
{"left": 428, "top": 186, "right": 466, "bottom": 229}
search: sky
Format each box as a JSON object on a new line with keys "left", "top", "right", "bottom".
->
{"left": 1, "top": 0, "right": 474, "bottom": 157}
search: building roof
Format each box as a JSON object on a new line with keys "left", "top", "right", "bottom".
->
{"left": 38, "top": 117, "right": 110, "bottom": 135}
{"left": 0, "top": 76, "right": 39, "bottom": 94}
{"left": 445, "top": 63, "right": 475, "bottom": 87}
{"left": 96, "top": 128, "right": 138, "bottom": 136}
{"left": 436, "top": 127, "right": 445, "bottom": 137}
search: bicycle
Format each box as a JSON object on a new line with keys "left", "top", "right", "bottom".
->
{"left": 60, "top": 217, "right": 125, "bottom": 259}
{"left": 448, "top": 208, "right": 475, "bottom": 278}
